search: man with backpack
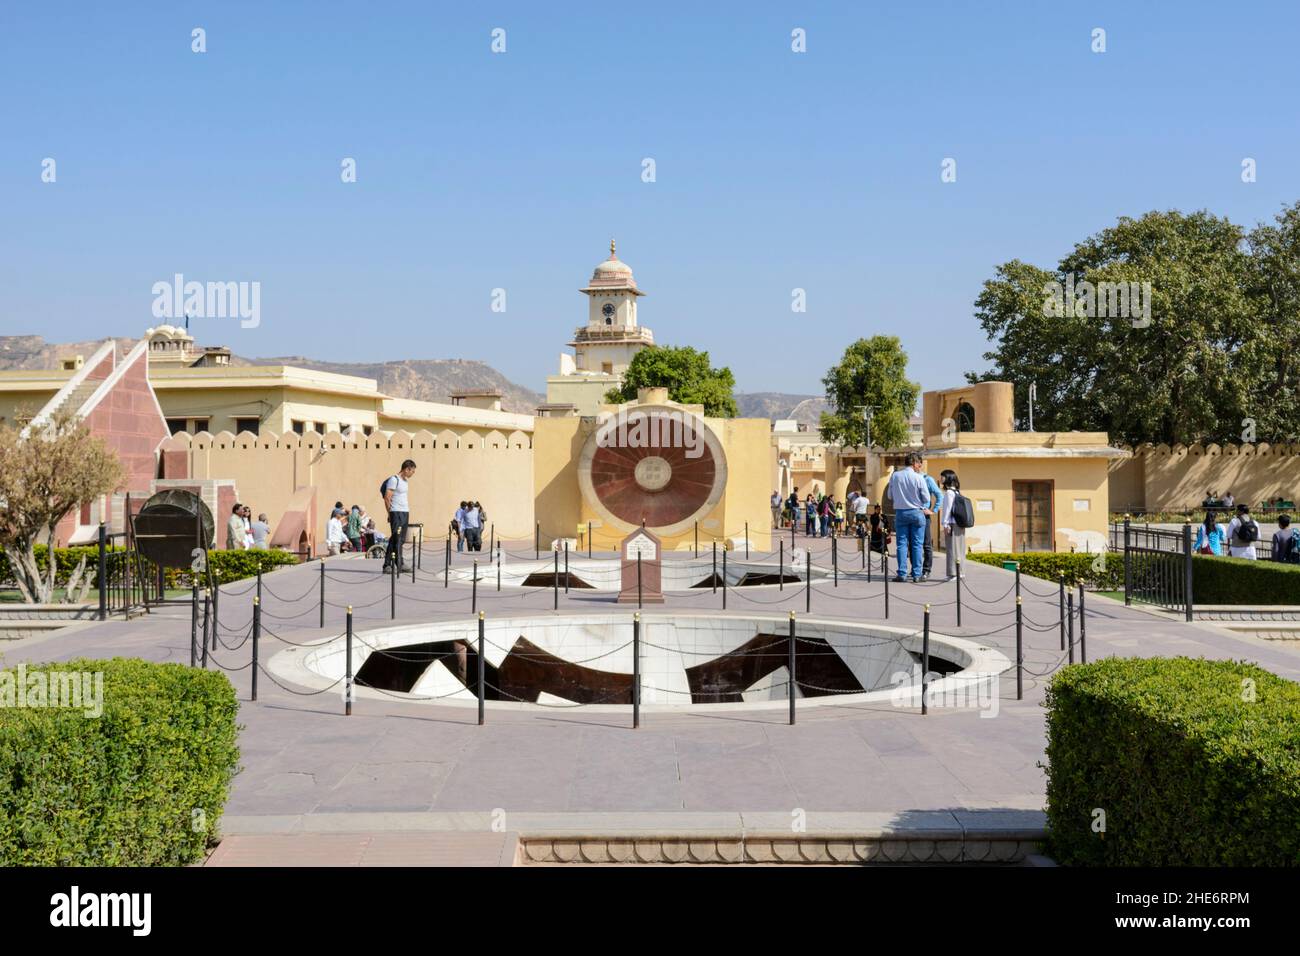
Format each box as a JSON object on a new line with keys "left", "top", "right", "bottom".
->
{"left": 1270, "top": 514, "right": 1300, "bottom": 563}
{"left": 1226, "top": 503, "right": 1259, "bottom": 559}
{"left": 381, "top": 459, "right": 417, "bottom": 572}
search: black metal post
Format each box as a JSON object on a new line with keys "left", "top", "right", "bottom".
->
{"left": 257, "top": 562, "right": 263, "bottom": 604}
{"left": 779, "top": 540, "right": 784, "bottom": 591}
{"left": 921, "top": 604, "right": 930, "bottom": 715}
{"left": 805, "top": 546, "right": 811, "bottom": 613}
{"left": 211, "top": 579, "right": 219, "bottom": 646}
{"left": 722, "top": 547, "right": 727, "bottom": 609}
{"left": 884, "top": 558, "right": 890, "bottom": 619}
{"left": 489, "top": 523, "right": 494, "bottom": 557}
{"left": 744, "top": 521, "right": 749, "bottom": 559}
{"left": 190, "top": 583, "right": 198, "bottom": 667}
{"left": 1015, "top": 597, "right": 1023, "bottom": 700}
{"left": 637, "top": 552, "right": 642, "bottom": 610}
{"left": 564, "top": 542, "right": 569, "bottom": 594}
{"left": 472, "top": 561, "right": 478, "bottom": 613}
{"left": 345, "top": 606, "right": 353, "bottom": 716}
{"left": 444, "top": 538, "right": 451, "bottom": 589}
{"left": 632, "top": 613, "right": 641, "bottom": 730}
{"left": 588, "top": 521, "right": 592, "bottom": 559}
{"left": 497, "top": 554, "right": 501, "bottom": 592}
{"left": 477, "top": 611, "right": 486, "bottom": 726}
{"left": 833, "top": 536, "right": 838, "bottom": 587}
{"left": 411, "top": 535, "right": 416, "bottom": 583}
{"left": 955, "top": 559, "right": 962, "bottom": 627}
{"left": 1183, "top": 521, "right": 1194, "bottom": 622}
{"left": 1067, "top": 592, "right": 1075, "bottom": 664}
{"left": 694, "top": 521, "right": 698, "bottom": 558}
{"left": 319, "top": 558, "right": 325, "bottom": 627}
{"left": 712, "top": 541, "right": 717, "bottom": 593}
{"left": 1015, "top": 562, "right": 1021, "bottom": 602}
{"left": 790, "top": 521, "right": 795, "bottom": 550}
{"left": 97, "top": 522, "right": 107, "bottom": 621}
{"left": 535, "top": 521, "right": 540, "bottom": 559}
{"left": 1058, "top": 573, "right": 1066, "bottom": 650}
{"left": 251, "top": 596, "right": 260, "bottom": 702}
{"left": 1079, "top": 583, "right": 1088, "bottom": 664}
{"left": 554, "top": 550, "right": 559, "bottom": 610}
{"left": 201, "top": 589, "right": 210, "bottom": 669}
{"left": 390, "top": 560, "right": 396, "bottom": 620}
{"left": 788, "top": 611, "right": 796, "bottom": 725}
{"left": 1123, "top": 515, "right": 1132, "bottom": 606}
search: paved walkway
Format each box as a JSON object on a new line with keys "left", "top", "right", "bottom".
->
{"left": 10, "top": 537, "right": 1299, "bottom": 865}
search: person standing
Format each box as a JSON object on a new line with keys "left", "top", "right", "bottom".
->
{"left": 916, "top": 456, "right": 942, "bottom": 580}
{"left": 1269, "top": 514, "right": 1296, "bottom": 562}
{"left": 1194, "top": 510, "right": 1226, "bottom": 555}
{"left": 463, "top": 500, "right": 483, "bottom": 552}
{"left": 888, "top": 453, "right": 933, "bottom": 583}
{"left": 939, "top": 470, "right": 967, "bottom": 580}
{"left": 454, "top": 501, "right": 468, "bottom": 553}
{"left": 1225, "top": 503, "right": 1259, "bottom": 559}
{"left": 242, "top": 505, "right": 255, "bottom": 549}
{"left": 805, "top": 494, "right": 817, "bottom": 536}
{"left": 226, "top": 503, "right": 246, "bottom": 550}
{"left": 382, "top": 459, "right": 417, "bottom": 572}
{"left": 771, "top": 491, "right": 782, "bottom": 529}
{"left": 252, "top": 513, "right": 271, "bottom": 550}
{"left": 326, "top": 507, "right": 347, "bottom": 556}
{"left": 346, "top": 505, "right": 364, "bottom": 553}
{"left": 852, "top": 491, "right": 870, "bottom": 533}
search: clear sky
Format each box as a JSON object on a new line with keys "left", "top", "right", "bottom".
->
{"left": 2, "top": 1, "right": 1298, "bottom": 396}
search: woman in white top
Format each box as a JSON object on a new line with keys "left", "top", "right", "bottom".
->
{"left": 939, "top": 469, "right": 966, "bottom": 580}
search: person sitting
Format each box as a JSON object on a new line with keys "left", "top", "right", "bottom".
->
{"left": 1194, "top": 510, "right": 1226, "bottom": 555}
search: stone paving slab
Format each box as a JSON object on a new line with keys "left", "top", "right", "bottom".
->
{"left": 7, "top": 544, "right": 1299, "bottom": 845}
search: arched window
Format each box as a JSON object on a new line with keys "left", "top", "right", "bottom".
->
{"left": 955, "top": 401, "right": 976, "bottom": 432}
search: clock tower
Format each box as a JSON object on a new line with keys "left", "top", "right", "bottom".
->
{"left": 544, "top": 240, "right": 656, "bottom": 416}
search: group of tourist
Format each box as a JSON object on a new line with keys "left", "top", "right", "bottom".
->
{"left": 886, "top": 452, "right": 973, "bottom": 583}
{"left": 450, "top": 500, "right": 488, "bottom": 552}
{"left": 225, "top": 503, "right": 270, "bottom": 550}
{"left": 1194, "top": 504, "right": 1300, "bottom": 562}
{"left": 325, "top": 501, "right": 386, "bottom": 557}
{"left": 770, "top": 489, "right": 871, "bottom": 538}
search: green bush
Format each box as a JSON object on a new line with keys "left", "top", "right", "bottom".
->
{"left": 1045, "top": 657, "right": 1300, "bottom": 866}
{"left": 0, "top": 658, "right": 240, "bottom": 865}
{"left": 166, "top": 549, "right": 300, "bottom": 588}
{"left": 967, "top": 552, "right": 1123, "bottom": 590}
{"left": 1, "top": 545, "right": 298, "bottom": 590}
{"left": 1192, "top": 555, "right": 1300, "bottom": 605}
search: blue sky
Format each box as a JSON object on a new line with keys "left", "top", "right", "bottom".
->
{"left": 2, "top": 1, "right": 1298, "bottom": 397}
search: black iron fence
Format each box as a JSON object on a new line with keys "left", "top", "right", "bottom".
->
{"left": 1120, "top": 520, "right": 1193, "bottom": 620}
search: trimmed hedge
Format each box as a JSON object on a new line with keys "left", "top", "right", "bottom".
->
{"left": 1045, "top": 657, "right": 1300, "bottom": 866}
{"left": 968, "top": 552, "right": 1123, "bottom": 590}
{"left": 1192, "top": 555, "right": 1300, "bottom": 605}
{"left": 0, "top": 658, "right": 240, "bottom": 865}
{"left": 1, "top": 546, "right": 298, "bottom": 590}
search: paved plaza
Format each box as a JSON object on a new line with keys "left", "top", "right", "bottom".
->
{"left": 8, "top": 537, "right": 1298, "bottom": 865}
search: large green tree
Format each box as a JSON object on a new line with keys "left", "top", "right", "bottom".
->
{"left": 968, "top": 208, "right": 1272, "bottom": 446}
{"left": 604, "top": 345, "right": 738, "bottom": 417}
{"left": 819, "top": 336, "right": 920, "bottom": 449}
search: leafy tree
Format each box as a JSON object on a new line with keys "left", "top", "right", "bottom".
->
{"left": 819, "top": 336, "right": 920, "bottom": 449}
{"left": 968, "top": 209, "right": 1264, "bottom": 446}
{"left": 1244, "top": 202, "right": 1300, "bottom": 441}
{"left": 0, "top": 409, "right": 125, "bottom": 603}
{"left": 604, "top": 345, "right": 738, "bottom": 417}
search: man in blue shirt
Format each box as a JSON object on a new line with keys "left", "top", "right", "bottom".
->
{"left": 887, "top": 452, "right": 934, "bottom": 582}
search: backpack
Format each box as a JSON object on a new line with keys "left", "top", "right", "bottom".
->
{"left": 1285, "top": 529, "right": 1300, "bottom": 564}
{"left": 952, "top": 493, "right": 976, "bottom": 529}
{"left": 380, "top": 475, "right": 399, "bottom": 500}
{"left": 1237, "top": 518, "right": 1259, "bottom": 544}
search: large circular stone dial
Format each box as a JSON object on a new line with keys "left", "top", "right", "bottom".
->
{"left": 577, "top": 407, "right": 727, "bottom": 536}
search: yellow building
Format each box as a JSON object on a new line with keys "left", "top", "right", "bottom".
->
{"left": 819, "top": 382, "right": 1125, "bottom": 553}
{"left": 534, "top": 387, "right": 771, "bottom": 552}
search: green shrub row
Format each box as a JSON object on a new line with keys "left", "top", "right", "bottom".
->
{"left": 1045, "top": 656, "right": 1300, "bottom": 865}
{"left": 1192, "top": 554, "right": 1300, "bottom": 605}
{"left": 1, "top": 546, "right": 299, "bottom": 590}
{"left": 0, "top": 658, "right": 241, "bottom": 865}
{"left": 967, "top": 552, "right": 1124, "bottom": 590}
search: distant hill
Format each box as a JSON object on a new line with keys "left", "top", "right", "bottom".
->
{"left": 735, "top": 392, "right": 828, "bottom": 424}
{"left": 0, "top": 335, "right": 544, "bottom": 414}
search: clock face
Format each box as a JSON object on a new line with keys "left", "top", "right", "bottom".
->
{"left": 601, "top": 303, "right": 616, "bottom": 320}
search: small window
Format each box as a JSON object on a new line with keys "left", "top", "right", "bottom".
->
{"left": 314, "top": 421, "right": 326, "bottom": 433}
{"left": 234, "top": 417, "right": 260, "bottom": 435}
{"left": 363, "top": 425, "right": 374, "bottom": 436}
{"left": 291, "top": 420, "right": 305, "bottom": 435}
{"left": 192, "top": 418, "right": 210, "bottom": 434}
{"left": 166, "top": 418, "right": 187, "bottom": 435}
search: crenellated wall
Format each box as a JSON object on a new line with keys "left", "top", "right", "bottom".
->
{"left": 160, "top": 427, "right": 534, "bottom": 551}
{"left": 1108, "top": 443, "right": 1300, "bottom": 513}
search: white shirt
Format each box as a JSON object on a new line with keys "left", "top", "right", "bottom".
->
{"left": 852, "top": 495, "right": 869, "bottom": 516}
{"left": 327, "top": 516, "right": 346, "bottom": 544}
{"left": 384, "top": 474, "right": 409, "bottom": 512}
{"left": 940, "top": 489, "right": 955, "bottom": 530}
{"left": 1226, "top": 516, "right": 1258, "bottom": 559}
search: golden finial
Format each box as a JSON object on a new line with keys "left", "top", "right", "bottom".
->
{"left": 610, "top": 238, "right": 616, "bottom": 258}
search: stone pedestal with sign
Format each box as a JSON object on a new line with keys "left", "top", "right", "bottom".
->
{"left": 618, "top": 528, "right": 664, "bottom": 604}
